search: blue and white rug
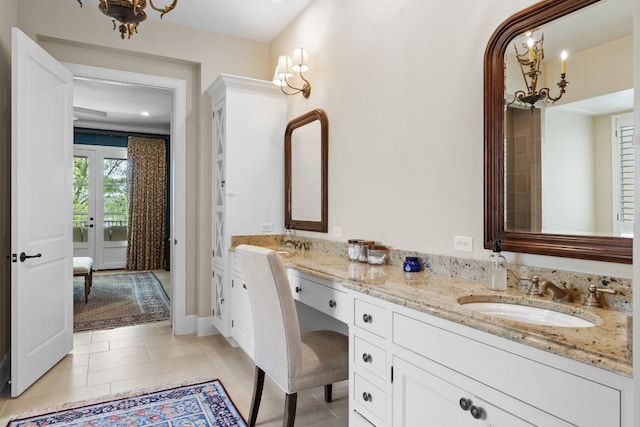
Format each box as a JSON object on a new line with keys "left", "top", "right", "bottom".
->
{"left": 7, "top": 380, "right": 246, "bottom": 427}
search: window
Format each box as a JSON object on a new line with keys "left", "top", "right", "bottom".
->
{"left": 612, "top": 113, "right": 634, "bottom": 236}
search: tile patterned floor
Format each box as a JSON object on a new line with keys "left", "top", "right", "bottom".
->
{"left": 0, "top": 321, "right": 349, "bottom": 427}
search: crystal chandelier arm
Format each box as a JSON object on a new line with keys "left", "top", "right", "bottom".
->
{"left": 148, "top": 0, "right": 178, "bottom": 18}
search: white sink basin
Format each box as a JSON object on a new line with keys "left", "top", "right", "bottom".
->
{"left": 459, "top": 301, "right": 597, "bottom": 328}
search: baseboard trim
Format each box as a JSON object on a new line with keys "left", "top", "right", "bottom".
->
{"left": 177, "top": 315, "right": 219, "bottom": 337}
{"left": 195, "top": 315, "right": 219, "bottom": 337}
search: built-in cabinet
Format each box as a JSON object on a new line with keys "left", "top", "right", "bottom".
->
{"left": 206, "top": 74, "right": 286, "bottom": 339}
{"left": 351, "top": 290, "right": 629, "bottom": 427}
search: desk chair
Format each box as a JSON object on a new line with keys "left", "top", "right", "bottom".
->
{"left": 236, "top": 245, "right": 348, "bottom": 427}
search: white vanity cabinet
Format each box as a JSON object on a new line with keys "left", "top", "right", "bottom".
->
{"left": 206, "top": 74, "right": 286, "bottom": 336}
{"left": 347, "top": 289, "right": 630, "bottom": 427}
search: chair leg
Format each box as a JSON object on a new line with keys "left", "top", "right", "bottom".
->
{"left": 324, "top": 384, "right": 333, "bottom": 403}
{"left": 248, "top": 366, "right": 265, "bottom": 427}
{"left": 84, "top": 274, "right": 89, "bottom": 303}
{"left": 283, "top": 392, "right": 297, "bottom": 427}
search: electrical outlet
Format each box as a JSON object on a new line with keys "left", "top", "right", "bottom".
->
{"left": 333, "top": 227, "right": 343, "bottom": 237}
{"left": 260, "top": 223, "right": 273, "bottom": 233}
{"left": 454, "top": 236, "right": 473, "bottom": 252}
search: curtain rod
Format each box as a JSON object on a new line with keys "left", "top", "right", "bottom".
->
{"left": 74, "top": 127, "right": 169, "bottom": 140}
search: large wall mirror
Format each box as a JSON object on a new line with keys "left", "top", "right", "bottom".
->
{"left": 484, "top": 0, "right": 634, "bottom": 263}
{"left": 285, "top": 109, "right": 328, "bottom": 232}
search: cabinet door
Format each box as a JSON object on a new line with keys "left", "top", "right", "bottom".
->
{"left": 231, "top": 275, "right": 254, "bottom": 358}
{"left": 212, "top": 99, "right": 226, "bottom": 269}
{"left": 393, "top": 357, "right": 535, "bottom": 427}
{"left": 211, "top": 266, "right": 228, "bottom": 336}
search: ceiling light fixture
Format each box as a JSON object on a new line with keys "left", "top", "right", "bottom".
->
{"left": 508, "top": 32, "right": 568, "bottom": 111}
{"left": 141, "top": 111, "right": 150, "bottom": 116}
{"left": 77, "top": 0, "right": 178, "bottom": 40}
{"left": 272, "top": 48, "right": 311, "bottom": 98}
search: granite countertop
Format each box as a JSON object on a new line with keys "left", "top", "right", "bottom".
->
{"left": 231, "top": 239, "right": 631, "bottom": 377}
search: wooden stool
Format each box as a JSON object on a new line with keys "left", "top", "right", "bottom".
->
{"left": 73, "top": 257, "right": 93, "bottom": 303}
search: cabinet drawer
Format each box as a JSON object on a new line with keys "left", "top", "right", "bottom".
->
{"left": 351, "top": 410, "right": 376, "bottom": 427}
{"left": 354, "top": 336, "right": 386, "bottom": 380}
{"left": 354, "top": 299, "right": 388, "bottom": 338}
{"left": 354, "top": 373, "right": 386, "bottom": 422}
{"left": 289, "top": 273, "right": 350, "bottom": 323}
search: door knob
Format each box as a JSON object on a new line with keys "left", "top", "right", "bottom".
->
{"left": 19, "top": 252, "right": 42, "bottom": 262}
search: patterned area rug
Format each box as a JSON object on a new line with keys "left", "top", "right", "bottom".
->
{"left": 6, "top": 380, "right": 247, "bottom": 427}
{"left": 74, "top": 271, "right": 170, "bottom": 332}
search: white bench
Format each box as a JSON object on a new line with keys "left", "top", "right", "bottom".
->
{"left": 73, "top": 257, "right": 93, "bottom": 303}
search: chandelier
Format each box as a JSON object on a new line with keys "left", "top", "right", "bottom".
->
{"left": 77, "top": 0, "right": 178, "bottom": 39}
{"left": 508, "top": 32, "right": 568, "bottom": 111}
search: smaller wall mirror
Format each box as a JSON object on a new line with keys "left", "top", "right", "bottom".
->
{"left": 285, "top": 109, "right": 328, "bottom": 232}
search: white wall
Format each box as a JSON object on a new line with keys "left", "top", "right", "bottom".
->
{"left": 543, "top": 109, "right": 595, "bottom": 233}
{"left": 269, "top": 0, "right": 631, "bottom": 278}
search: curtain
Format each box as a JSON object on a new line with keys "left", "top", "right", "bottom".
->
{"left": 126, "top": 136, "right": 167, "bottom": 271}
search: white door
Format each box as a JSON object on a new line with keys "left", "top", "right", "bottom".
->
{"left": 73, "top": 146, "right": 128, "bottom": 269}
{"left": 11, "top": 28, "right": 74, "bottom": 397}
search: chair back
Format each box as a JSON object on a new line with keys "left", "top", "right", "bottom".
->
{"left": 236, "top": 245, "right": 302, "bottom": 392}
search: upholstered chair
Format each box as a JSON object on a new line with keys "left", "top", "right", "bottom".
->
{"left": 236, "top": 244, "right": 349, "bottom": 427}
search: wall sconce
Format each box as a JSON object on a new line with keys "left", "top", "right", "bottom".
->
{"left": 273, "top": 48, "right": 311, "bottom": 98}
{"left": 508, "top": 32, "right": 568, "bottom": 111}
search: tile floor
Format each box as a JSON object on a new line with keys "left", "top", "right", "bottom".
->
{"left": 0, "top": 320, "right": 349, "bottom": 426}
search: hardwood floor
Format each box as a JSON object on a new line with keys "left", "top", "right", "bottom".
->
{"left": 0, "top": 321, "right": 349, "bottom": 426}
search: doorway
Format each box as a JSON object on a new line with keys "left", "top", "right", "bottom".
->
{"left": 64, "top": 63, "right": 188, "bottom": 334}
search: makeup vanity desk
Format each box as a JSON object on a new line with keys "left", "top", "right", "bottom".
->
{"left": 224, "top": 243, "right": 633, "bottom": 427}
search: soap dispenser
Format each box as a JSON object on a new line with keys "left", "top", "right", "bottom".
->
{"left": 488, "top": 239, "right": 507, "bottom": 291}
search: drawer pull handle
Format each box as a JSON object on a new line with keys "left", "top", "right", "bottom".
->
{"left": 362, "top": 313, "right": 372, "bottom": 323}
{"left": 362, "top": 392, "right": 372, "bottom": 402}
{"left": 362, "top": 353, "right": 372, "bottom": 363}
{"left": 469, "top": 405, "right": 484, "bottom": 420}
{"left": 459, "top": 397, "right": 472, "bottom": 411}
{"left": 295, "top": 286, "right": 301, "bottom": 294}
{"left": 329, "top": 300, "right": 336, "bottom": 308}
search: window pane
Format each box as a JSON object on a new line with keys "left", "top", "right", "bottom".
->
{"left": 73, "top": 156, "right": 89, "bottom": 242}
{"left": 103, "top": 158, "right": 128, "bottom": 241}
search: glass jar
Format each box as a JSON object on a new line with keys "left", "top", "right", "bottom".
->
{"left": 348, "top": 240, "right": 374, "bottom": 262}
{"left": 367, "top": 245, "right": 388, "bottom": 265}
{"left": 403, "top": 256, "right": 421, "bottom": 272}
{"left": 347, "top": 239, "right": 363, "bottom": 261}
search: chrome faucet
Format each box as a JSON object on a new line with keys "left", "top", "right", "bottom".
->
{"left": 583, "top": 284, "right": 616, "bottom": 308}
{"left": 283, "top": 239, "right": 310, "bottom": 250}
{"left": 539, "top": 279, "right": 574, "bottom": 303}
{"left": 521, "top": 276, "right": 543, "bottom": 296}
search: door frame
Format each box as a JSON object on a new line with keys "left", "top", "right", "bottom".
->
{"left": 64, "top": 63, "right": 188, "bottom": 334}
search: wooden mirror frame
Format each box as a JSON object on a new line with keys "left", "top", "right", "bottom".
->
{"left": 484, "top": 0, "right": 632, "bottom": 264}
{"left": 284, "top": 109, "right": 329, "bottom": 232}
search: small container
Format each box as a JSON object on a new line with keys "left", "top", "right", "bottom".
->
{"left": 347, "top": 239, "right": 363, "bottom": 261}
{"left": 367, "top": 245, "right": 388, "bottom": 265}
{"left": 403, "top": 256, "right": 421, "bottom": 272}
{"left": 348, "top": 240, "right": 375, "bottom": 262}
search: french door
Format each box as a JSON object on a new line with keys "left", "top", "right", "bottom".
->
{"left": 73, "top": 145, "right": 128, "bottom": 269}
